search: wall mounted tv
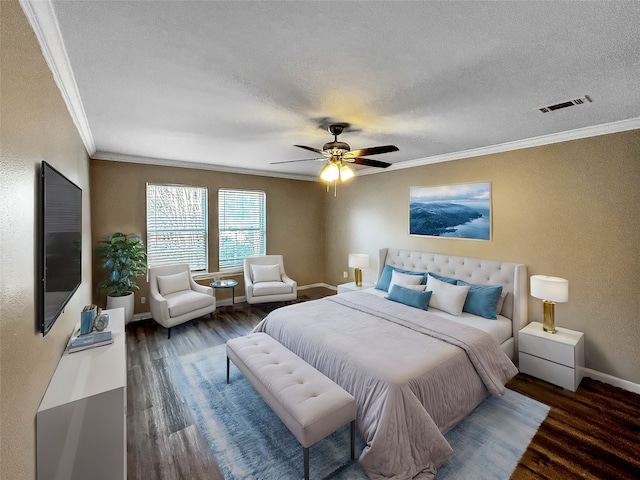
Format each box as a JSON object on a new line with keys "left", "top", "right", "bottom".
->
{"left": 39, "top": 161, "right": 82, "bottom": 336}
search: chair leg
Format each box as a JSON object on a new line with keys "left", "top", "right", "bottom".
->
{"left": 167, "top": 327, "right": 171, "bottom": 339}
{"left": 226, "top": 356, "right": 230, "bottom": 384}
{"left": 303, "top": 446, "right": 309, "bottom": 480}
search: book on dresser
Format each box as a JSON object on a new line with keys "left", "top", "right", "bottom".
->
{"left": 67, "top": 329, "right": 113, "bottom": 353}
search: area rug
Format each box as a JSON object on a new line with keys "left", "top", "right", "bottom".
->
{"left": 172, "top": 344, "right": 549, "bottom": 479}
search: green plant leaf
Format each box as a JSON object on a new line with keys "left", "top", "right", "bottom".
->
{"left": 96, "top": 232, "right": 148, "bottom": 297}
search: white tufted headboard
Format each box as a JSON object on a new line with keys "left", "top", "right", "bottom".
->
{"left": 378, "top": 248, "right": 528, "bottom": 357}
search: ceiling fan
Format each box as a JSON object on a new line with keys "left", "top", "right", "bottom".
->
{"left": 271, "top": 123, "right": 398, "bottom": 191}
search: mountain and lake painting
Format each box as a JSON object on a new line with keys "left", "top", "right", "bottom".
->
{"left": 409, "top": 183, "right": 491, "bottom": 240}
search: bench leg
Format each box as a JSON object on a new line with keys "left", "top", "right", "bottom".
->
{"left": 226, "top": 356, "right": 230, "bottom": 384}
{"left": 303, "top": 446, "right": 309, "bottom": 480}
{"left": 351, "top": 420, "right": 355, "bottom": 460}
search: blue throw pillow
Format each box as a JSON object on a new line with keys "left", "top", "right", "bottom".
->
{"left": 456, "top": 280, "right": 503, "bottom": 320}
{"left": 427, "top": 272, "right": 458, "bottom": 284}
{"left": 386, "top": 285, "right": 432, "bottom": 310}
{"left": 375, "top": 265, "right": 426, "bottom": 291}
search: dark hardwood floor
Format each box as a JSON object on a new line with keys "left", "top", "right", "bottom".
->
{"left": 508, "top": 375, "right": 640, "bottom": 479}
{"left": 126, "top": 290, "right": 331, "bottom": 480}
{"left": 126, "top": 290, "right": 640, "bottom": 480}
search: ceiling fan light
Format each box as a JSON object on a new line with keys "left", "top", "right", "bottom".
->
{"left": 339, "top": 163, "right": 355, "bottom": 182}
{"left": 319, "top": 162, "right": 340, "bottom": 182}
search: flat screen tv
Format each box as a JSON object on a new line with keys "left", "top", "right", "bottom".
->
{"left": 39, "top": 161, "right": 82, "bottom": 336}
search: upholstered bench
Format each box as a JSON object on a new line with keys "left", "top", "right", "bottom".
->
{"left": 226, "top": 332, "right": 357, "bottom": 480}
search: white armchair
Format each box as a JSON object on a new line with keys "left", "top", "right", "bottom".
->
{"left": 244, "top": 255, "right": 297, "bottom": 307}
{"left": 149, "top": 264, "right": 216, "bottom": 338}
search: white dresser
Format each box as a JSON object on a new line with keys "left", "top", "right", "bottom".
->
{"left": 518, "top": 321, "right": 584, "bottom": 392}
{"left": 37, "top": 308, "right": 127, "bottom": 479}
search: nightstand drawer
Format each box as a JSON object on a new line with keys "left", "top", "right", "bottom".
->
{"left": 519, "top": 352, "right": 578, "bottom": 391}
{"left": 519, "top": 332, "right": 576, "bottom": 368}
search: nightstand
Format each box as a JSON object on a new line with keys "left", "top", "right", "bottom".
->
{"left": 337, "top": 282, "right": 374, "bottom": 294}
{"left": 518, "top": 321, "right": 584, "bottom": 392}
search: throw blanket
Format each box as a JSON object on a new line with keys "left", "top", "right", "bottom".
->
{"left": 253, "top": 292, "right": 518, "bottom": 479}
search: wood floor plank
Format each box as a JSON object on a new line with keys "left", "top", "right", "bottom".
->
{"left": 508, "top": 374, "right": 640, "bottom": 479}
{"left": 126, "top": 291, "right": 640, "bottom": 480}
{"left": 126, "top": 301, "right": 279, "bottom": 480}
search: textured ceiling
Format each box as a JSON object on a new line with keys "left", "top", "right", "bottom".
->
{"left": 24, "top": 1, "right": 640, "bottom": 180}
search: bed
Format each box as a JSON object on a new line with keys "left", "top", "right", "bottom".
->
{"left": 253, "top": 248, "right": 528, "bottom": 479}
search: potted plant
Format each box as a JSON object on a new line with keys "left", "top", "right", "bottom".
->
{"left": 96, "top": 232, "right": 147, "bottom": 323}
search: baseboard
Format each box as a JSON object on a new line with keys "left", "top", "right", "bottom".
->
{"left": 217, "top": 296, "right": 245, "bottom": 307}
{"left": 582, "top": 367, "right": 640, "bottom": 394}
{"left": 298, "top": 282, "right": 336, "bottom": 291}
{"left": 131, "top": 312, "right": 151, "bottom": 323}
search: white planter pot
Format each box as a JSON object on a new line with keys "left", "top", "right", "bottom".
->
{"left": 106, "top": 292, "right": 134, "bottom": 324}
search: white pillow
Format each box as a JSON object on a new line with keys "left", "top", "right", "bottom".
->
{"left": 251, "top": 264, "right": 281, "bottom": 283}
{"left": 388, "top": 270, "right": 424, "bottom": 292}
{"left": 398, "top": 283, "right": 427, "bottom": 292}
{"left": 157, "top": 271, "right": 191, "bottom": 296}
{"left": 426, "top": 275, "right": 470, "bottom": 316}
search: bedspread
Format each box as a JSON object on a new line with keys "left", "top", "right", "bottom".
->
{"left": 253, "top": 292, "right": 518, "bottom": 479}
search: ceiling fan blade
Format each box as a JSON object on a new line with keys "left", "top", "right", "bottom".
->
{"left": 270, "top": 157, "right": 324, "bottom": 165}
{"left": 294, "top": 144, "right": 325, "bottom": 155}
{"left": 349, "top": 157, "right": 392, "bottom": 168}
{"left": 347, "top": 145, "right": 399, "bottom": 157}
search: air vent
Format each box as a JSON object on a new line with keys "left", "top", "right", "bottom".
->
{"left": 539, "top": 95, "right": 592, "bottom": 113}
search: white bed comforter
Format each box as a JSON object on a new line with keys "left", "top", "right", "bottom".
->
{"left": 253, "top": 292, "right": 518, "bottom": 479}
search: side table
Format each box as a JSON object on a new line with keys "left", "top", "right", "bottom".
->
{"left": 337, "top": 282, "right": 374, "bottom": 294}
{"left": 210, "top": 279, "right": 239, "bottom": 305}
{"left": 518, "top": 321, "right": 584, "bottom": 391}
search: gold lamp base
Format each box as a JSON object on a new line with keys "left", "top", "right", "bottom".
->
{"left": 542, "top": 300, "right": 556, "bottom": 333}
{"left": 354, "top": 268, "right": 363, "bottom": 287}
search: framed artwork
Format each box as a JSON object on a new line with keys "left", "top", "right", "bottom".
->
{"left": 409, "top": 182, "right": 491, "bottom": 240}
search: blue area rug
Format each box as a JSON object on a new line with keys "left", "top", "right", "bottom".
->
{"left": 172, "top": 344, "right": 549, "bottom": 479}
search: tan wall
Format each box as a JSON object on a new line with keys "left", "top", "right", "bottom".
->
{"left": 0, "top": 1, "right": 93, "bottom": 478}
{"left": 89, "top": 160, "right": 325, "bottom": 312}
{"left": 324, "top": 129, "right": 640, "bottom": 384}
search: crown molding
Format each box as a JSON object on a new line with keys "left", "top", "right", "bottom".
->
{"left": 360, "top": 116, "right": 640, "bottom": 176}
{"left": 94, "top": 115, "right": 640, "bottom": 182}
{"left": 90, "top": 151, "right": 317, "bottom": 182}
{"left": 19, "top": 0, "right": 96, "bottom": 155}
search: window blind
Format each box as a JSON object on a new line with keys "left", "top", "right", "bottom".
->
{"left": 146, "top": 183, "right": 208, "bottom": 271}
{"left": 218, "top": 189, "right": 266, "bottom": 270}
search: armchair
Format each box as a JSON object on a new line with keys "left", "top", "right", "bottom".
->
{"left": 244, "top": 255, "right": 297, "bottom": 307}
{"left": 149, "top": 264, "right": 216, "bottom": 338}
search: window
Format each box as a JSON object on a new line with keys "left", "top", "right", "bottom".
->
{"left": 146, "top": 183, "right": 208, "bottom": 271}
{"left": 218, "top": 189, "right": 266, "bottom": 270}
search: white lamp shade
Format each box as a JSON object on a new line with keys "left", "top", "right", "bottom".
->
{"left": 339, "top": 163, "right": 355, "bottom": 182}
{"left": 319, "top": 162, "right": 340, "bottom": 182}
{"left": 348, "top": 254, "right": 370, "bottom": 269}
{"left": 530, "top": 275, "right": 569, "bottom": 303}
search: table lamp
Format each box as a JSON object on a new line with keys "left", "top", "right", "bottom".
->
{"left": 530, "top": 275, "right": 569, "bottom": 333}
{"left": 349, "top": 254, "right": 369, "bottom": 287}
